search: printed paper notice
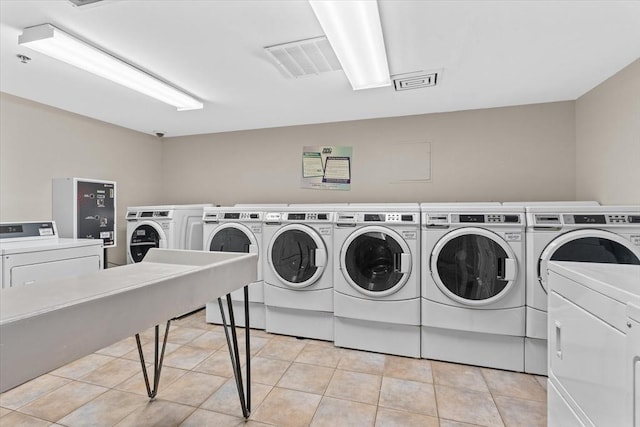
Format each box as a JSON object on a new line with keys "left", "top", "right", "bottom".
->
{"left": 301, "top": 146, "right": 352, "bottom": 191}
{"left": 323, "top": 157, "right": 350, "bottom": 183}
{"left": 303, "top": 152, "right": 324, "bottom": 177}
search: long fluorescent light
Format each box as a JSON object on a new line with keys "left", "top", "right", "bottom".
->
{"left": 309, "top": 0, "right": 390, "bottom": 90}
{"left": 19, "top": 24, "right": 203, "bottom": 111}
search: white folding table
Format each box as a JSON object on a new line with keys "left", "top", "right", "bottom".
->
{"left": 0, "top": 249, "right": 257, "bottom": 418}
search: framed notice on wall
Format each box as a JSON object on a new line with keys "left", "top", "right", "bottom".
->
{"left": 302, "top": 146, "right": 352, "bottom": 191}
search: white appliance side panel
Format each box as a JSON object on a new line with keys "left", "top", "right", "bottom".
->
{"left": 10, "top": 256, "right": 102, "bottom": 287}
{"left": 334, "top": 292, "right": 420, "bottom": 325}
{"left": 229, "top": 281, "right": 264, "bottom": 303}
{"left": 185, "top": 218, "right": 204, "bottom": 250}
{"left": 628, "top": 303, "right": 640, "bottom": 427}
{"left": 548, "top": 379, "right": 588, "bottom": 427}
{"left": 265, "top": 306, "right": 333, "bottom": 341}
{"left": 524, "top": 337, "right": 548, "bottom": 376}
{"left": 334, "top": 316, "right": 420, "bottom": 358}
{"left": 422, "top": 299, "right": 525, "bottom": 336}
{"left": 264, "top": 285, "right": 333, "bottom": 312}
{"left": 205, "top": 300, "right": 265, "bottom": 329}
{"left": 548, "top": 288, "right": 628, "bottom": 427}
{"left": 526, "top": 306, "right": 548, "bottom": 339}
{"left": 421, "top": 325, "right": 524, "bottom": 371}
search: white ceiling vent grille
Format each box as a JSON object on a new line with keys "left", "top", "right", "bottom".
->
{"left": 392, "top": 71, "right": 439, "bottom": 91}
{"left": 265, "top": 36, "right": 342, "bottom": 78}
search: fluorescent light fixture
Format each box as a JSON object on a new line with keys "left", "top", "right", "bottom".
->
{"left": 309, "top": 0, "right": 390, "bottom": 90}
{"left": 19, "top": 24, "right": 203, "bottom": 111}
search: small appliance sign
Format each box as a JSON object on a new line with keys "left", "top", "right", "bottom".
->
{"left": 631, "top": 235, "right": 640, "bottom": 246}
{"left": 402, "top": 230, "right": 417, "bottom": 240}
{"left": 318, "top": 226, "right": 332, "bottom": 236}
{"left": 505, "top": 232, "right": 522, "bottom": 242}
{"left": 302, "top": 145, "right": 352, "bottom": 191}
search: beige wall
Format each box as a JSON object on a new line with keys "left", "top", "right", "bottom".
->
{"left": 576, "top": 59, "right": 640, "bottom": 205}
{"left": 0, "top": 93, "right": 163, "bottom": 265}
{"left": 161, "top": 102, "right": 577, "bottom": 206}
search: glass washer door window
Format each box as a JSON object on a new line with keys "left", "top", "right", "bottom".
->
{"left": 268, "top": 224, "right": 326, "bottom": 288}
{"left": 129, "top": 222, "right": 165, "bottom": 263}
{"left": 431, "top": 227, "right": 518, "bottom": 306}
{"left": 340, "top": 226, "right": 411, "bottom": 297}
{"left": 538, "top": 229, "right": 640, "bottom": 292}
{"left": 209, "top": 223, "right": 257, "bottom": 255}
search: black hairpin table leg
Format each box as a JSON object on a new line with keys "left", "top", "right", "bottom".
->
{"left": 135, "top": 320, "right": 171, "bottom": 399}
{"left": 218, "top": 285, "right": 251, "bottom": 419}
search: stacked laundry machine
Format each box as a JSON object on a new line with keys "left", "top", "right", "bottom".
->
{"left": 420, "top": 203, "right": 527, "bottom": 371}
{"left": 333, "top": 203, "right": 421, "bottom": 358}
{"left": 262, "top": 204, "right": 337, "bottom": 341}
{"left": 125, "top": 204, "right": 212, "bottom": 264}
{"left": 505, "top": 202, "right": 640, "bottom": 374}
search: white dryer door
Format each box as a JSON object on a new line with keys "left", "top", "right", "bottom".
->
{"left": 340, "top": 225, "right": 412, "bottom": 297}
{"left": 538, "top": 229, "right": 640, "bottom": 293}
{"left": 268, "top": 224, "right": 326, "bottom": 288}
{"left": 128, "top": 221, "right": 167, "bottom": 263}
{"left": 207, "top": 223, "right": 258, "bottom": 255}
{"left": 431, "top": 227, "right": 518, "bottom": 306}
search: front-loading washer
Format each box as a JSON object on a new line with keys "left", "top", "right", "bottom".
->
{"left": 202, "top": 205, "right": 267, "bottom": 329}
{"left": 517, "top": 204, "right": 640, "bottom": 375}
{"left": 421, "top": 203, "right": 526, "bottom": 371}
{"left": 125, "top": 204, "right": 212, "bottom": 264}
{"left": 333, "top": 203, "right": 421, "bottom": 357}
{"left": 262, "top": 204, "right": 337, "bottom": 341}
{"left": 1, "top": 221, "right": 103, "bottom": 289}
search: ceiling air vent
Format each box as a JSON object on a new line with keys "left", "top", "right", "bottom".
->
{"left": 265, "top": 36, "right": 342, "bottom": 78}
{"left": 392, "top": 71, "right": 439, "bottom": 91}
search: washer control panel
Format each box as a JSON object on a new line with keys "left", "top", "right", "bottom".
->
{"left": 203, "top": 211, "right": 262, "bottom": 223}
{"left": 336, "top": 212, "right": 418, "bottom": 224}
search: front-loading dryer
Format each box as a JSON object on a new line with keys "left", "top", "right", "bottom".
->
{"left": 518, "top": 204, "right": 640, "bottom": 375}
{"left": 126, "top": 204, "right": 212, "bottom": 264}
{"left": 263, "top": 205, "right": 337, "bottom": 341}
{"left": 333, "top": 203, "right": 421, "bottom": 357}
{"left": 421, "top": 203, "right": 526, "bottom": 371}
{"left": 202, "top": 205, "right": 266, "bottom": 329}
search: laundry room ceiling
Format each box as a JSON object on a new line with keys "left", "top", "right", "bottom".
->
{"left": 1, "top": 1, "right": 639, "bottom": 137}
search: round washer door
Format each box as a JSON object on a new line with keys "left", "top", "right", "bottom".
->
{"left": 340, "top": 226, "right": 412, "bottom": 297}
{"left": 538, "top": 229, "right": 640, "bottom": 292}
{"left": 129, "top": 221, "right": 166, "bottom": 263}
{"left": 268, "top": 224, "right": 327, "bottom": 288}
{"left": 208, "top": 223, "right": 258, "bottom": 255}
{"left": 430, "top": 227, "right": 518, "bottom": 306}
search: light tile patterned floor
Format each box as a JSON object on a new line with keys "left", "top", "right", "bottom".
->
{"left": 0, "top": 310, "right": 547, "bottom": 426}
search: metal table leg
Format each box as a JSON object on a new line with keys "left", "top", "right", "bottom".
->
{"left": 135, "top": 320, "right": 171, "bottom": 399}
{"left": 218, "top": 285, "right": 251, "bottom": 418}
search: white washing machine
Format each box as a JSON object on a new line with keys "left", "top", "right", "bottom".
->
{"left": 518, "top": 205, "right": 640, "bottom": 375}
{"left": 333, "top": 203, "right": 421, "bottom": 357}
{"left": 421, "top": 203, "right": 526, "bottom": 371}
{"left": 202, "top": 205, "right": 266, "bottom": 329}
{"left": 125, "top": 204, "right": 212, "bottom": 264}
{"left": 547, "top": 261, "right": 640, "bottom": 427}
{"left": 1, "top": 221, "right": 103, "bottom": 289}
{"left": 263, "top": 205, "right": 336, "bottom": 341}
